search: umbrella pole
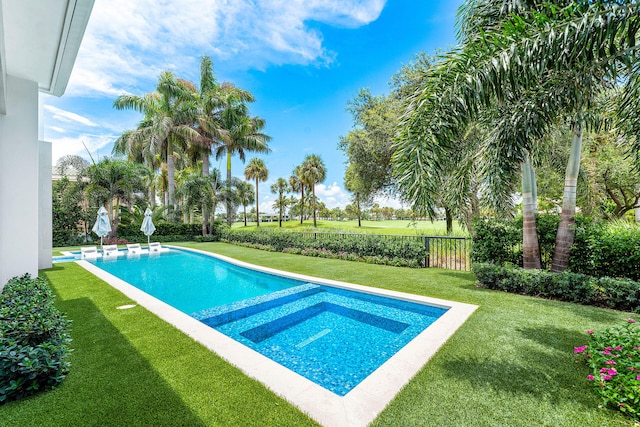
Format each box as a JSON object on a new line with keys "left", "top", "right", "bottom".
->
{"left": 147, "top": 235, "right": 150, "bottom": 246}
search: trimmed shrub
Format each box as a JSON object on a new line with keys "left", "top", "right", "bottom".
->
{"left": 221, "top": 229, "right": 427, "bottom": 268}
{"left": 0, "top": 275, "right": 71, "bottom": 404}
{"left": 117, "top": 221, "right": 226, "bottom": 244}
{"left": 472, "top": 215, "right": 640, "bottom": 281}
{"left": 473, "top": 262, "right": 640, "bottom": 312}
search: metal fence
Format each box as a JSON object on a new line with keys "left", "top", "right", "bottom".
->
{"left": 288, "top": 232, "right": 471, "bottom": 271}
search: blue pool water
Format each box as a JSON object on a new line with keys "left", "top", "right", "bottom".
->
{"left": 87, "top": 248, "right": 448, "bottom": 395}
{"left": 90, "top": 249, "right": 300, "bottom": 313}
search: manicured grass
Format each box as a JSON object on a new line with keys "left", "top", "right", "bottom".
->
{"left": 232, "top": 219, "right": 468, "bottom": 236}
{"left": 9, "top": 242, "right": 635, "bottom": 426}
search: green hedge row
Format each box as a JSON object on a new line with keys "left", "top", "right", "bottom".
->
{"left": 0, "top": 275, "right": 71, "bottom": 404}
{"left": 116, "top": 221, "right": 226, "bottom": 244}
{"left": 471, "top": 215, "right": 640, "bottom": 281}
{"left": 473, "top": 262, "right": 640, "bottom": 313}
{"left": 221, "top": 230, "right": 427, "bottom": 267}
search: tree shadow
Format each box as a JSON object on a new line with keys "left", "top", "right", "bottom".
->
{"left": 4, "top": 297, "right": 207, "bottom": 426}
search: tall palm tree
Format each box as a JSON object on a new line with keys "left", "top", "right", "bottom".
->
{"left": 290, "top": 166, "right": 305, "bottom": 224}
{"left": 113, "top": 71, "right": 200, "bottom": 220}
{"left": 235, "top": 181, "right": 255, "bottom": 226}
{"left": 270, "top": 178, "right": 290, "bottom": 227}
{"left": 300, "top": 154, "right": 326, "bottom": 228}
{"left": 244, "top": 158, "right": 269, "bottom": 227}
{"left": 214, "top": 85, "right": 271, "bottom": 225}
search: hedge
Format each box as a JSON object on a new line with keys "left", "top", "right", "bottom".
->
{"left": 116, "top": 221, "right": 226, "bottom": 244}
{"left": 473, "top": 262, "right": 640, "bottom": 313}
{"left": 221, "top": 229, "right": 427, "bottom": 267}
{"left": 472, "top": 215, "right": 640, "bottom": 281}
{"left": 0, "top": 275, "right": 71, "bottom": 404}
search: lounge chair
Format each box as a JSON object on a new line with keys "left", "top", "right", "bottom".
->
{"left": 126, "top": 243, "right": 148, "bottom": 255}
{"left": 80, "top": 246, "right": 100, "bottom": 260}
{"left": 102, "top": 244, "right": 121, "bottom": 258}
{"left": 148, "top": 242, "right": 169, "bottom": 253}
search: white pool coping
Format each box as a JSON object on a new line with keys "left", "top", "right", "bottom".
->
{"left": 70, "top": 246, "right": 478, "bottom": 427}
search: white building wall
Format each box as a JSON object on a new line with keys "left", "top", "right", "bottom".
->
{"left": 39, "top": 140, "right": 52, "bottom": 269}
{"left": 0, "top": 75, "right": 40, "bottom": 287}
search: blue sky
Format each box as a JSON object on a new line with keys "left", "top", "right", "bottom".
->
{"left": 42, "top": 0, "right": 463, "bottom": 213}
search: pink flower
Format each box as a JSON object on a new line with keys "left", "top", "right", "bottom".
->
{"left": 628, "top": 318, "right": 636, "bottom": 323}
{"left": 587, "top": 329, "right": 594, "bottom": 335}
{"left": 605, "top": 360, "right": 616, "bottom": 365}
{"left": 601, "top": 350, "right": 611, "bottom": 355}
{"left": 614, "top": 346, "right": 623, "bottom": 351}
{"left": 600, "top": 367, "right": 608, "bottom": 373}
{"left": 607, "top": 368, "right": 617, "bottom": 376}
{"left": 574, "top": 345, "right": 588, "bottom": 354}
{"left": 637, "top": 375, "right": 640, "bottom": 381}
{"left": 587, "top": 375, "right": 595, "bottom": 380}
{"left": 602, "top": 375, "right": 613, "bottom": 381}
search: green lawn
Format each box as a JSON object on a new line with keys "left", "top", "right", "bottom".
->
{"left": 232, "top": 219, "right": 468, "bottom": 236}
{"left": 6, "top": 242, "right": 634, "bottom": 426}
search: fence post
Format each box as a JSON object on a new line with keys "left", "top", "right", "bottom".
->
{"left": 424, "top": 236, "right": 430, "bottom": 268}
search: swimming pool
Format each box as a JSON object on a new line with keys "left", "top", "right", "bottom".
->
{"left": 75, "top": 246, "right": 477, "bottom": 426}
{"left": 88, "top": 248, "right": 446, "bottom": 395}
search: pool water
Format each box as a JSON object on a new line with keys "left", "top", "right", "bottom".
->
{"left": 90, "top": 249, "right": 300, "bottom": 313}
{"left": 193, "top": 283, "right": 447, "bottom": 395}
{"left": 87, "top": 248, "right": 448, "bottom": 396}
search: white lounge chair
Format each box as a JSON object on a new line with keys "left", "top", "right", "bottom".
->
{"left": 126, "top": 243, "right": 148, "bottom": 255}
{"left": 80, "top": 246, "right": 100, "bottom": 260}
{"left": 148, "top": 242, "right": 169, "bottom": 253}
{"left": 102, "top": 244, "right": 121, "bottom": 258}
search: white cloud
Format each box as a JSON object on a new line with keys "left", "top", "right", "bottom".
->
{"left": 314, "top": 182, "right": 351, "bottom": 208}
{"left": 44, "top": 105, "right": 99, "bottom": 127}
{"left": 66, "top": 0, "right": 386, "bottom": 97}
{"left": 50, "top": 134, "right": 116, "bottom": 165}
{"left": 50, "top": 126, "right": 66, "bottom": 134}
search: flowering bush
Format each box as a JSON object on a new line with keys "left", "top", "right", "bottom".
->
{"left": 574, "top": 319, "right": 640, "bottom": 420}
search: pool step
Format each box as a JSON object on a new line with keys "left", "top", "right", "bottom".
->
{"left": 201, "top": 285, "right": 325, "bottom": 328}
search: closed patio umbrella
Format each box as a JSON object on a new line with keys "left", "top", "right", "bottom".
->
{"left": 140, "top": 207, "right": 156, "bottom": 246}
{"left": 92, "top": 206, "right": 111, "bottom": 250}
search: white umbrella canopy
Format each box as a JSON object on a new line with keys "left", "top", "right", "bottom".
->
{"left": 92, "top": 206, "right": 111, "bottom": 248}
{"left": 140, "top": 207, "right": 156, "bottom": 245}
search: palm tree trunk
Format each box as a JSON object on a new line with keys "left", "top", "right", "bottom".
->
{"left": 255, "top": 178, "right": 260, "bottom": 226}
{"left": 279, "top": 194, "right": 283, "bottom": 227}
{"left": 551, "top": 119, "right": 583, "bottom": 272}
{"left": 312, "top": 184, "right": 317, "bottom": 227}
{"left": 226, "top": 152, "right": 233, "bottom": 226}
{"left": 167, "top": 140, "right": 176, "bottom": 221}
{"left": 202, "top": 152, "right": 209, "bottom": 235}
{"left": 243, "top": 204, "right": 247, "bottom": 226}
{"left": 300, "top": 184, "right": 305, "bottom": 224}
{"left": 445, "top": 207, "right": 453, "bottom": 235}
{"left": 522, "top": 154, "right": 541, "bottom": 269}
{"left": 356, "top": 195, "right": 361, "bottom": 227}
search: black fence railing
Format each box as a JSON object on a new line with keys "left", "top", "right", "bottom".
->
{"left": 282, "top": 232, "right": 471, "bottom": 271}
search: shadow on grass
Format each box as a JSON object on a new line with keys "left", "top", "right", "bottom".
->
{"left": 439, "top": 348, "right": 598, "bottom": 410}
{"left": 2, "top": 297, "right": 206, "bottom": 427}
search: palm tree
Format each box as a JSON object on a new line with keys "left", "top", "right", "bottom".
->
{"left": 235, "top": 180, "right": 255, "bottom": 226}
{"left": 300, "top": 154, "right": 326, "bottom": 228}
{"left": 395, "top": 1, "right": 640, "bottom": 271}
{"left": 214, "top": 85, "right": 271, "bottom": 225}
{"left": 113, "top": 71, "right": 200, "bottom": 220}
{"left": 270, "top": 178, "right": 290, "bottom": 227}
{"left": 244, "top": 158, "right": 269, "bottom": 226}
{"left": 84, "top": 158, "right": 143, "bottom": 237}
{"left": 290, "top": 166, "right": 305, "bottom": 224}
